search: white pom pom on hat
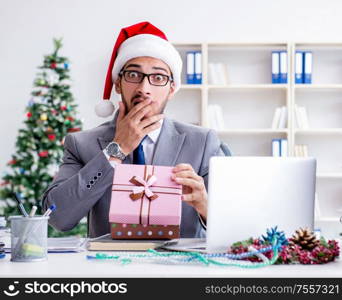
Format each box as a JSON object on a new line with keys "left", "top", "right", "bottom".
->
{"left": 95, "top": 21, "right": 182, "bottom": 118}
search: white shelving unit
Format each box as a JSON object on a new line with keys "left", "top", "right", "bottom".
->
{"left": 167, "top": 42, "right": 342, "bottom": 238}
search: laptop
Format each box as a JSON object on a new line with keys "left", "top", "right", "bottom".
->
{"left": 163, "top": 156, "right": 316, "bottom": 253}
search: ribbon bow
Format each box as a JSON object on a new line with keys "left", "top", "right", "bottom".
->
{"left": 129, "top": 175, "right": 158, "bottom": 201}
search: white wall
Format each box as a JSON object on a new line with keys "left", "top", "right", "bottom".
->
{"left": 1, "top": 0, "right": 342, "bottom": 173}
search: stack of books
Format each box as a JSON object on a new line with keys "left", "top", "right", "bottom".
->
{"left": 208, "top": 63, "right": 229, "bottom": 85}
{"left": 86, "top": 234, "right": 165, "bottom": 251}
{"left": 294, "top": 144, "right": 309, "bottom": 157}
{"left": 294, "top": 105, "right": 309, "bottom": 129}
{"left": 271, "top": 106, "right": 288, "bottom": 129}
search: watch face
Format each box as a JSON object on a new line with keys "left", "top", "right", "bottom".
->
{"left": 107, "top": 142, "right": 119, "bottom": 156}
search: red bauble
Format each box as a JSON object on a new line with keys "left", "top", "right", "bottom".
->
{"left": 48, "top": 134, "right": 56, "bottom": 141}
{"left": 27, "top": 112, "right": 32, "bottom": 118}
{"left": 51, "top": 62, "right": 57, "bottom": 69}
{"left": 61, "top": 106, "right": 67, "bottom": 111}
{"left": 66, "top": 116, "right": 74, "bottom": 121}
{"left": 38, "top": 151, "right": 49, "bottom": 157}
{"left": 7, "top": 159, "right": 17, "bottom": 165}
{"left": 67, "top": 127, "right": 81, "bottom": 133}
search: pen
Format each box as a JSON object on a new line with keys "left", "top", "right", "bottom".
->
{"left": 13, "top": 193, "right": 29, "bottom": 217}
{"left": 29, "top": 206, "right": 37, "bottom": 217}
{"left": 43, "top": 204, "right": 56, "bottom": 217}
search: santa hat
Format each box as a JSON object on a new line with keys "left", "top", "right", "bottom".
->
{"left": 95, "top": 21, "right": 182, "bottom": 117}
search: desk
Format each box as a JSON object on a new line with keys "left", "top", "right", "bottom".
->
{"left": 0, "top": 252, "right": 341, "bottom": 278}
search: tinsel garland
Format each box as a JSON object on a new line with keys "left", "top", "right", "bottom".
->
{"left": 86, "top": 227, "right": 340, "bottom": 267}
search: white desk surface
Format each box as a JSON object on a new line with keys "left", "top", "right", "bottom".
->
{"left": 0, "top": 251, "right": 341, "bottom": 278}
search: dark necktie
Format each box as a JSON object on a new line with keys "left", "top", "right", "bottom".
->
{"left": 133, "top": 136, "right": 146, "bottom": 165}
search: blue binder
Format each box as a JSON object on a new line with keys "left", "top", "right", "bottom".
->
{"left": 272, "top": 139, "right": 281, "bottom": 157}
{"left": 303, "top": 51, "right": 312, "bottom": 84}
{"left": 194, "top": 51, "right": 202, "bottom": 84}
{"left": 295, "top": 51, "right": 304, "bottom": 84}
{"left": 271, "top": 51, "right": 280, "bottom": 84}
{"left": 186, "top": 51, "right": 195, "bottom": 84}
{"left": 279, "top": 51, "right": 288, "bottom": 83}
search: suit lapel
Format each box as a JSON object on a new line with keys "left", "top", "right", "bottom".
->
{"left": 152, "top": 118, "right": 186, "bottom": 166}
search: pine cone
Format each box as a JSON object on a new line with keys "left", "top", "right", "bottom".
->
{"left": 290, "top": 228, "right": 319, "bottom": 250}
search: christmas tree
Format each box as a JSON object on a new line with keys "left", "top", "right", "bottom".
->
{"left": 0, "top": 38, "right": 85, "bottom": 236}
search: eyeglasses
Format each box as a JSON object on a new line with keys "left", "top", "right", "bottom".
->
{"left": 119, "top": 70, "right": 173, "bottom": 86}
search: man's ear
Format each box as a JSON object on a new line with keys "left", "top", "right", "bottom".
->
{"left": 114, "top": 78, "right": 122, "bottom": 94}
{"left": 166, "top": 81, "right": 176, "bottom": 100}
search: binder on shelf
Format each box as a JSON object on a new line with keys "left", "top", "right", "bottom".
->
{"left": 303, "top": 51, "right": 312, "bottom": 84}
{"left": 271, "top": 51, "right": 280, "bottom": 84}
{"left": 272, "top": 139, "right": 287, "bottom": 157}
{"left": 278, "top": 106, "right": 288, "bottom": 129}
{"left": 294, "top": 105, "right": 309, "bottom": 129}
{"left": 279, "top": 51, "right": 288, "bottom": 83}
{"left": 186, "top": 51, "right": 195, "bottom": 84}
{"left": 194, "top": 51, "right": 202, "bottom": 84}
{"left": 295, "top": 51, "right": 304, "bottom": 84}
{"left": 280, "top": 139, "right": 288, "bottom": 157}
{"left": 272, "top": 139, "right": 281, "bottom": 157}
{"left": 208, "top": 63, "right": 227, "bottom": 85}
{"left": 207, "top": 104, "right": 225, "bottom": 130}
{"left": 271, "top": 107, "right": 282, "bottom": 129}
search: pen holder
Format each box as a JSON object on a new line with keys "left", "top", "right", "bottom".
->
{"left": 9, "top": 215, "right": 49, "bottom": 262}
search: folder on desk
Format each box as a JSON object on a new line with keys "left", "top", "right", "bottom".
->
{"left": 186, "top": 51, "right": 195, "bottom": 84}
{"left": 271, "top": 51, "right": 280, "bottom": 84}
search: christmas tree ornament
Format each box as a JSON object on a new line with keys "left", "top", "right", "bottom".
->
{"left": 38, "top": 151, "right": 49, "bottom": 158}
{"left": 40, "top": 113, "right": 48, "bottom": 121}
{"left": 96, "top": 22, "right": 182, "bottom": 117}
{"left": 50, "top": 62, "right": 57, "bottom": 69}
{"left": 229, "top": 227, "right": 339, "bottom": 265}
{"left": 27, "top": 112, "right": 32, "bottom": 118}
{"left": 47, "top": 134, "right": 56, "bottom": 141}
{"left": 290, "top": 227, "right": 319, "bottom": 250}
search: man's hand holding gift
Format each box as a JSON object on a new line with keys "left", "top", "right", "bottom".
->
{"left": 171, "top": 163, "right": 207, "bottom": 221}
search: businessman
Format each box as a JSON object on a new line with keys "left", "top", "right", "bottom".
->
{"left": 42, "top": 21, "right": 229, "bottom": 238}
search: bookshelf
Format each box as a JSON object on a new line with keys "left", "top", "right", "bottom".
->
{"left": 166, "top": 42, "right": 342, "bottom": 238}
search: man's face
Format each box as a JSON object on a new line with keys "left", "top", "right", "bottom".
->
{"left": 114, "top": 56, "right": 176, "bottom": 119}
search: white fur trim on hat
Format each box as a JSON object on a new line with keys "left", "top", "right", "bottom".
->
{"left": 112, "top": 34, "right": 182, "bottom": 92}
{"left": 95, "top": 100, "right": 115, "bottom": 118}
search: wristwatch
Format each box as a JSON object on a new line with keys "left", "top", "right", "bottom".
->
{"left": 105, "top": 142, "right": 126, "bottom": 161}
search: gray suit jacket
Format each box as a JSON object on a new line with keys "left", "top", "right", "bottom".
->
{"left": 42, "top": 113, "right": 226, "bottom": 238}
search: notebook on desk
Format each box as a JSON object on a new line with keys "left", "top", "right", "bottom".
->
{"left": 86, "top": 234, "right": 166, "bottom": 251}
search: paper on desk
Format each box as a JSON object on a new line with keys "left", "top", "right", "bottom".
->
{"left": 0, "top": 235, "right": 84, "bottom": 253}
{"left": 161, "top": 238, "right": 207, "bottom": 253}
{"left": 47, "top": 236, "right": 85, "bottom": 252}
